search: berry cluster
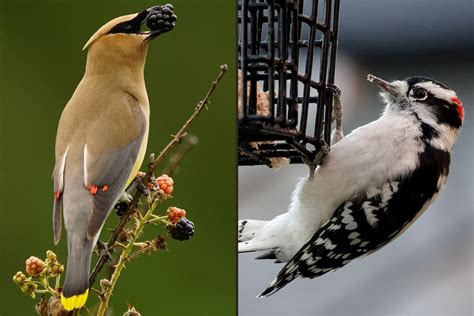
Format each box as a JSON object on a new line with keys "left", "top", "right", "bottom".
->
{"left": 156, "top": 175, "right": 174, "bottom": 194}
{"left": 25, "top": 256, "right": 44, "bottom": 276}
{"left": 13, "top": 250, "right": 64, "bottom": 299}
{"left": 145, "top": 174, "right": 174, "bottom": 195}
{"left": 167, "top": 206, "right": 186, "bottom": 224}
{"left": 168, "top": 218, "right": 195, "bottom": 241}
{"left": 147, "top": 4, "right": 177, "bottom": 31}
{"left": 13, "top": 270, "right": 37, "bottom": 299}
{"left": 115, "top": 174, "right": 173, "bottom": 216}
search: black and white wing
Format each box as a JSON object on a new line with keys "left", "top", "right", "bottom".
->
{"left": 259, "top": 147, "right": 450, "bottom": 297}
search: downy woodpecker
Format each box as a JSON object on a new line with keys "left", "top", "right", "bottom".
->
{"left": 238, "top": 75, "right": 464, "bottom": 297}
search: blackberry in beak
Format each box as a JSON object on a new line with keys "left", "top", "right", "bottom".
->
{"left": 108, "top": 4, "right": 177, "bottom": 39}
{"left": 145, "top": 4, "right": 177, "bottom": 39}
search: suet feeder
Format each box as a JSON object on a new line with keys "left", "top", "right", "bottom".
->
{"left": 238, "top": 0, "right": 341, "bottom": 167}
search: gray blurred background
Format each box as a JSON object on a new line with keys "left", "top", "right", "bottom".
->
{"left": 239, "top": 0, "right": 474, "bottom": 315}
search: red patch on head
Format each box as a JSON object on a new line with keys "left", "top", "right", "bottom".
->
{"left": 451, "top": 97, "right": 464, "bottom": 121}
{"left": 55, "top": 191, "right": 61, "bottom": 200}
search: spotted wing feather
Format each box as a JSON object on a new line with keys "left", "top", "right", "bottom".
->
{"left": 260, "top": 146, "right": 450, "bottom": 297}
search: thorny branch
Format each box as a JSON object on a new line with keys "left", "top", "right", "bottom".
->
{"left": 89, "top": 64, "right": 228, "bottom": 297}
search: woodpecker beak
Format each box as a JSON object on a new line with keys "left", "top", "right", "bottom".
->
{"left": 367, "top": 74, "right": 397, "bottom": 95}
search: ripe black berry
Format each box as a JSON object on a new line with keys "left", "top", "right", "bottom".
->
{"left": 163, "top": 3, "right": 174, "bottom": 10}
{"left": 169, "top": 218, "right": 194, "bottom": 241}
{"left": 115, "top": 201, "right": 129, "bottom": 217}
{"left": 146, "top": 4, "right": 177, "bottom": 32}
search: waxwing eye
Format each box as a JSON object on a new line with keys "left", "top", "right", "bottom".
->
{"left": 411, "top": 87, "right": 428, "bottom": 100}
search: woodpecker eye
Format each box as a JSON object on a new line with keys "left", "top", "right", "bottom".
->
{"left": 410, "top": 87, "right": 428, "bottom": 100}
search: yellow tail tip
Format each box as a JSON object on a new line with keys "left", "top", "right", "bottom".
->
{"left": 61, "top": 288, "right": 89, "bottom": 311}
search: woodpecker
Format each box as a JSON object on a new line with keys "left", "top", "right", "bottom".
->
{"left": 238, "top": 75, "right": 464, "bottom": 297}
{"left": 52, "top": 5, "right": 176, "bottom": 311}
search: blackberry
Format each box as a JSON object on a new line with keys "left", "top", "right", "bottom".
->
{"left": 169, "top": 218, "right": 194, "bottom": 241}
{"left": 163, "top": 4, "right": 174, "bottom": 11}
{"left": 115, "top": 201, "right": 129, "bottom": 217}
{"left": 147, "top": 4, "right": 177, "bottom": 32}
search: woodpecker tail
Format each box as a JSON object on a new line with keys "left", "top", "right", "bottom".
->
{"left": 258, "top": 274, "right": 294, "bottom": 298}
{"left": 61, "top": 236, "right": 93, "bottom": 311}
{"left": 238, "top": 219, "right": 268, "bottom": 242}
{"left": 238, "top": 219, "right": 282, "bottom": 255}
{"left": 258, "top": 257, "right": 302, "bottom": 297}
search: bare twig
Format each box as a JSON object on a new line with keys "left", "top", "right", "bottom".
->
{"left": 90, "top": 64, "right": 228, "bottom": 314}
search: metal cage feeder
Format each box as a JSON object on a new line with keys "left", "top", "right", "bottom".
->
{"left": 238, "top": 0, "right": 341, "bottom": 167}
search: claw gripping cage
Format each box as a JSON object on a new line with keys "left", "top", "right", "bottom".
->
{"left": 238, "top": 0, "right": 341, "bottom": 166}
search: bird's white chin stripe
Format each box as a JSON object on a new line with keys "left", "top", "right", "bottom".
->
{"left": 414, "top": 104, "right": 458, "bottom": 150}
{"left": 415, "top": 82, "right": 456, "bottom": 101}
{"left": 414, "top": 102, "right": 438, "bottom": 126}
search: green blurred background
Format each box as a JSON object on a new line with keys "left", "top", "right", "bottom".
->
{"left": 0, "top": 0, "right": 236, "bottom": 315}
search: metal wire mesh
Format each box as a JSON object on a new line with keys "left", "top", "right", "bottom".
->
{"left": 238, "top": 0, "right": 341, "bottom": 166}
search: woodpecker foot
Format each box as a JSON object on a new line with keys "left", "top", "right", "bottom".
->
{"left": 308, "top": 140, "right": 330, "bottom": 177}
{"left": 315, "top": 140, "right": 330, "bottom": 164}
{"left": 327, "top": 84, "right": 344, "bottom": 145}
{"left": 331, "top": 128, "right": 344, "bottom": 145}
{"left": 96, "top": 240, "right": 112, "bottom": 262}
{"left": 327, "top": 84, "right": 341, "bottom": 97}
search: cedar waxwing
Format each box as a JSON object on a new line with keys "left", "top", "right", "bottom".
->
{"left": 52, "top": 5, "right": 176, "bottom": 311}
